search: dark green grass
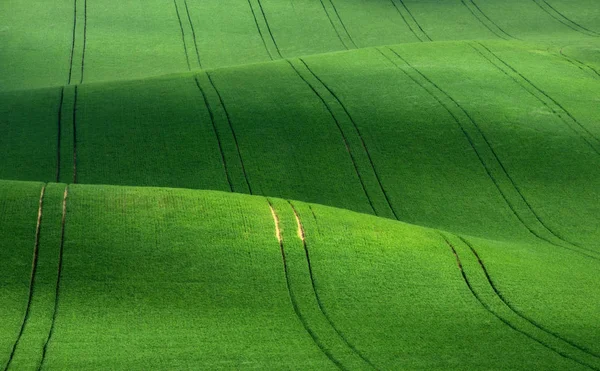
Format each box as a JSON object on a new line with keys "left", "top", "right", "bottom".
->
{"left": 1, "top": 0, "right": 600, "bottom": 369}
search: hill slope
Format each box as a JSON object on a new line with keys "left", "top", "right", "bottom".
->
{"left": 1, "top": 0, "right": 599, "bottom": 369}
{"left": 1, "top": 181, "right": 599, "bottom": 370}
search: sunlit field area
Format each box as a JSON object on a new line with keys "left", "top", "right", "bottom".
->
{"left": 1, "top": 0, "right": 599, "bottom": 369}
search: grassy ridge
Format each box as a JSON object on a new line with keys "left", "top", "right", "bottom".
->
{"left": 1, "top": 181, "right": 597, "bottom": 369}
{"left": 2, "top": 0, "right": 598, "bottom": 90}
{"left": 2, "top": 41, "right": 598, "bottom": 247}
{"left": 1, "top": 0, "right": 599, "bottom": 369}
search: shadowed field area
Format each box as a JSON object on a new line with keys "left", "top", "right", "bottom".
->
{"left": 1, "top": 0, "right": 599, "bottom": 369}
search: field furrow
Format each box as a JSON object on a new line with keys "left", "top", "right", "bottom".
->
{"left": 444, "top": 234, "right": 600, "bottom": 370}
{"left": 1, "top": 1, "right": 599, "bottom": 367}
{"left": 6, "top": 185, "right": 68, "bottom": 370}
{"left": 441, "top": 234, "right": 599, "bottom": 370}
{"left": 460, "top": 0, "right": 515, "bottom": 41}
{"left": 532, "top": 0, "right": 599, "bottom": 38}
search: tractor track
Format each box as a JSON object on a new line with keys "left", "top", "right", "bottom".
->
{"left": 532, "top": 0, "right": 599, "bottom": 37}
{"left": 193, "top": 76, "right": 233, "bottom": 191}
{"left": 472, "top": 42, "right": 600, "bottom": 156}
{"left": 246, "top": 0, "right": 273, "bottom": 60}
{"left": 205, "top": 72, "right": 253, "bottom": 194}
{"left": 37, "top": 186, "right": 68, "bottom": 371}
{"left": 67, "top": 0, "right": 78, "bottom": 85}
{"left": 173, "top": 0, "right": 192, "bottom": 70}
{"left": 183, "top": 0, "right": 203, "bottom": 69}
{"left": 467, "top": 43, "right": 600, "bottom": 252}
{"left": 286, "top": 59, "right": 377, "bottom": 215}
{"left": 378, "top": 46, "right": 600, "bottom": 261}
{"left": 317, "top": 0, "right": 350, "bottom": 49}
{"left": 443, "top": 236, "right": 599, "bottom": 371}
{"left": 461, "top": 236, "right": 600, "bottom": 360}
{"left": 299, "top": 58, "right": 399, "bottom": 220}
{"left": 256, "top": 0, "right": 282, "bottom": 58}
{"left": 327, "top": 0, "right": 357, "bottom": 48}
{"left": 55, "top": 88, "right": 65, "bottom": 183}
{"left": 80, "top": 0, "right": 87, "bottom": 84}
{"left": 3, "top": 186, "right": 46, "bottom": 371}
{"left": 559, "top": 48, "right": 600, "bottom": 78}
{"left": 267, "top": 199, "right": 345, "bottom": 370}
{"left": 288, "top": 201, "right": 379, "bottom": 370}
{"left": 460, "top": 0, "right": 515, "bottom": 40}
{"left": 389, "top": 0, "right": 431, "bottom": 42}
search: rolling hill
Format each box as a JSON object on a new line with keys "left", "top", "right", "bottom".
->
{"left": 1, "top": 0, "right": 599, "bottom": 369}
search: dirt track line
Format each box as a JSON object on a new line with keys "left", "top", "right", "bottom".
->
{"left": 267, "top": 200, "right": 345, "bottom": 370}
{"left": 55, "top": 88, "right": 65, "bottom": 183}
{"left": 317, "top": 0, "right": 350, "bottom": 50}
{"left": 299, "top": 58, "right": 399, "bottom": 220}
{"left": 468, "top": 43, "right": 600, "bottom": 253}
{"left": 3, "top": 186, "right": 46, "bottom": 371}
{"left": 37, "top": 186, "right": 68, "bottom": 371}
{"left": 559, "top": 49, "right": 600, "bottom": 79}
{"left": 554, "top": 47, "right": 594, "bottom": 76}
{"left": 205, "top": 72, "right": 253, "bottom": 194}
{"left": 442, "top": 236, "right": 598, "bottom": 371}
{"left": 288, "top": 201, "right": 379, "bottom": 370}
{"left": 245, "top": 0, "right": 273, "bottom": 60}
{"left": 398, "top": 0, "right": 431, "bottom": 41}
{"left": 532, "top": 0, "right": 599, "bottom": 37}
{"left": 72, "top": 86, "right": 78, "bottom": 184}
{"left": 327, "top": 0, "right": 357, "bottom": 48}
{"left": 461, "top": 236, "right": 600, "bottom": 360}
{"left": 286, "top": 59, "right": 377, "bottom": 215}
{"left": 183, "top": 0, "right": 202, "bottom": 69}
{"left": 256, "top": 0, "right": 282, "bottom": 58}
{"left": 173, "top": 0, "right": 191, "bottom": 70}
{"left": 390, "top": 0, "right": 423, "bottom": 42}
{"left": 378, "top": 47, "right": 600, "bottom": 261}
{"left": 460, "top": 0, "right": 514, "bottom": 41}
{"left": 389, "top": 0, "right": 432, "bottom": 42}
{"left": 67, "top": 0, "right": 78, "bottom": 84}
{"left": 79, "top": 0, "right": 87, "bottom": 84}
{"left": 467, "top": 0, "right": 516, "bottom": 39}
{"left": 473, "top": 42, "right": 600, "bottom": 155}
{"left": 193, "top": 76, "right": 233, "bottom": 191}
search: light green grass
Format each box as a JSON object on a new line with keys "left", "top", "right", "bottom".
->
{"left": 1, "top": 0, "right": 599, "bottom": 369}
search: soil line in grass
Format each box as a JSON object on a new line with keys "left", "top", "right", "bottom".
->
{"left": 317, "top": 0, "right": 350, "bottom": 50}
{"left": 38, "top": 186, "right": 68, "bottom": 371}
{"left": 299, "top": 58, "right": 399, "bottom": 220}
{"left": 460, "top": 0, "right": 516, "bottom": 41}
{"left": 559, "top": 48, "right": 600, "bottom": 79}
{"left": 55, "top": 88, "right": 65, "bottom": 183}
{"left": 288, "top": 201, "right": 379, "bottom": 370}
{"left": 267, "top": 199, "right": 345, "bottom": 370}
{"left": 205, "top": 72, "right": 253, "bottom": 194}
{"left": 173, "top": 0, "right": 192, "bottom": 70}
{"left": 286, "top": 59, "right": 378, "bottom": 216}
{"left": 3, "top": 185, "right": 46, "bottom": 371}
{"left": 442, "top": 234, "right": 599, "bottom": 371}
{"left": 378, "top": 46, "right": 600, "bottom": 261}
{"left": 326, "top": 0, "right": 357, "bottom": 48}
{"left": 193, "top": 76, "right": 233, "bottom": 191}
{"left": 472, "top": 42, "right": 600, "bottom": 156}
{"left": 389, "top": 0, "right": 431, "bottom": 42}
{"left": 461, "top": 236, "right": 600, "bottom": 360}
{"left": 72, "top": 86, "right": 79, "bottom": 184}
{"left": 183, "top": 0, "right": 202, "bottom": 69}
{"left": 532, "top": 0, "right": 599, "bottom": 38}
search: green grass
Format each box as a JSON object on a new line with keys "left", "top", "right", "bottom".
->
{"left": 1, "top": 0, "right": 599, "bottom": 369}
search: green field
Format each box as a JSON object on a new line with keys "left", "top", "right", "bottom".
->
{"left": 1, "top": 0, "right": 599, "bottom": 369}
